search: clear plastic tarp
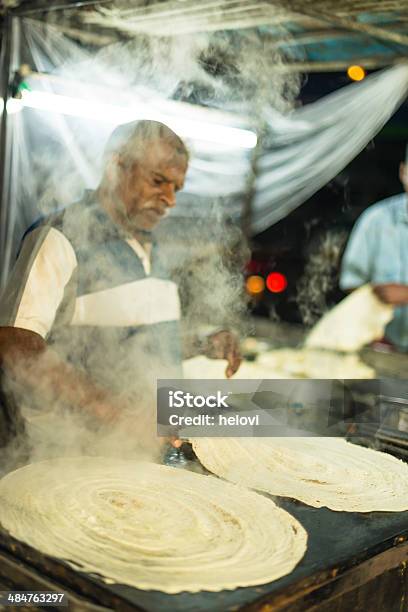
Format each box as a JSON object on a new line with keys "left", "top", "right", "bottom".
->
{"left": 1, "top": 16, "right": 407, "bottom": 285}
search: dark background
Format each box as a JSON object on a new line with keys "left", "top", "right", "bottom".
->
{"left": 249, "top": 70, "right": 408, "bottom": 324}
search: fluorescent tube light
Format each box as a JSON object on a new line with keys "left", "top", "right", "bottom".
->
{"left": 20, "top": 90, "right": 257, "bottom": 149}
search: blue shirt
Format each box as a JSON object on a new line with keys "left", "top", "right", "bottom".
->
{"left": 340, "top": 193, "right": 408, "bottom": 351}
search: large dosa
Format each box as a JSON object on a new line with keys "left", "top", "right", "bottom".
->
{"left": 0, "top": 457, "right": 307, "bottom": 593}
{"left": 192, "top": 438, "right": 408, "bottom": 512}
{"left": 305, "top": 284, "right": 393, "bottom": 352}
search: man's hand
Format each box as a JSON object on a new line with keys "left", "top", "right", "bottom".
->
{"left": 373, "top": 283, "right": 408, "bottom": 305}
{"left": 204, "top": 330, "right": 242, "bottom": 378}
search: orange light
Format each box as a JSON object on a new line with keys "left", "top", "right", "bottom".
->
{"left": 347, "top": 65, "right": 366, "bottom": 81}
{"left": 266, "top": 272, "right": 287, "bottom": 293}
{"left": 246, "top": 275, "right": 265, "bottom": 295}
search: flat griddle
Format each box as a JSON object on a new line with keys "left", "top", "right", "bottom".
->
{"left": 1, "top": 335, "right": 408, "bottom": 609}
{"left": 0, "top": 467, "right": 407, "bottom": 612}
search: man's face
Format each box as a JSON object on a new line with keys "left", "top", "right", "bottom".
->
{"left": 399, "top": 162, "right": 408, "bottom": 193}
{"left": 115, "top": 141, "right": 187, "bottom": 232}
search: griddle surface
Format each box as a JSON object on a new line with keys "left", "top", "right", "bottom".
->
{"left": 1, "top": 469, "right": 407, "bottom": 611}
{"left": 103, "top": 498, "right": 408, "bottom": 612}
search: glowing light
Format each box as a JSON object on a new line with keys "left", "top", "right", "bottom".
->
{"left": 6, "top": 98, "right": 23, "bottom": 114}
{"left": 246, "top": 275, "right": 265, "bottom": 295}
{"left": 266, "top": 272, "right": 287, "bottom": 293}
{"left": 21, "top": 91, "right": 139, "bottom": 123}
{"left": 347, "top": 65, "right": 366, "bottom": 82}
{"left": 20, "top": 90, "right": 257, "bottom": 149}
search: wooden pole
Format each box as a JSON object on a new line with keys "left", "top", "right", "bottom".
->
{"left": 13, "top": 0, "right": 113, "bottom": 16}
{"left": 279, "top": 1, "right": 408, "bottom": 47}
{"left": 0, "top": 15, "right": 12, "bottom": 290}
{"left": 271, "top": 57, "right": 406, "bottom": 72}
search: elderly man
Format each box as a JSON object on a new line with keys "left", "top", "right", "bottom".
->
{"left": 340, "top": 153, "right": 408, "bottom": 352}
{"left": 0, "top": 121, "right": 241, "bottom": 454}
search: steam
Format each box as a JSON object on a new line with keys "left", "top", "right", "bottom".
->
{"left": 159, "top": 212, "right": 251, "bottom": 338}
{"left": 80, "top": 3, "right": 300, "bottom": 113}
{"left": 297, "top": 228, "right": 348, "bottom": 326}
{"left": 2, "top": 6, "right": 301, "bottom": 471}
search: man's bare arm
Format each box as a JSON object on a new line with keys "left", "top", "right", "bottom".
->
{"left": 345, "top": 284, "right": 408, "bottom": 306}
{"left": 0, "top": 327, "right": 123, "bottom": 424}
{"left": 372, "top": 284, "right": 408, "bottom": 305}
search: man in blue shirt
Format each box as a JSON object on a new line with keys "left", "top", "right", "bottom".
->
{"left": 340, "top": 155, "right": 408, "bottom": 352}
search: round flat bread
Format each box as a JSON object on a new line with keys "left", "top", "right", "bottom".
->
{"left": 0, "top": 457, "right": 307, "bottom": 593}
{"left": 192, "top": 437, "right": 408, "bottom": 512}
{"left": 305, "top": 284, "right": 393, "bottom": 352}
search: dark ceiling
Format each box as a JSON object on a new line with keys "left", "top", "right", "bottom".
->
{"left": 0, "top": 1, "right": 407, "bottom": 72}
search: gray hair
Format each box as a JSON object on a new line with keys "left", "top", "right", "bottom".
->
{"left": 103, "top": 120, "right": 189, "bottom": 165}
